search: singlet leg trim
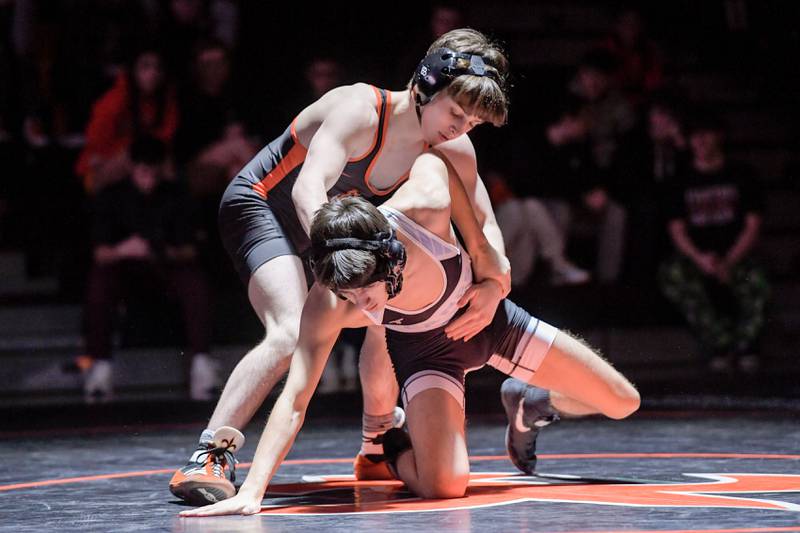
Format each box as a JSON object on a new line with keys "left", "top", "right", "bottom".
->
{"left": 401, "top": 370, "right": 465, "bottom": 410}
{"left": 487, "top": 318, "right": 558, "bottom": 383}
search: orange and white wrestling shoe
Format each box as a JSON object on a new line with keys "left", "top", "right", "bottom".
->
{"left": 169, "top": 426, "right": 245, "bottom": 505}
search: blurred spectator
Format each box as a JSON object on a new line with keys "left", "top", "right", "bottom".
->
{"left": 600, "top": 7, "right": 664, "bottom": 109}
{"left": 429, "top": 2, "right": 464, "bottom": 38}
{"left": 174, "top": 38, "right": 256, "bottom": 284}
{"left": 317, "top": 329, "right": 361, "bottom": 395}
{"left": 81, "top": 136, "right": 215, "bottom": 402}
{"left": 658, "top": 112, "right": 770, "bottom": 374}
{"left": 486, "top": 168, "right": 590, "bottom": 288}
{"left": 282, "top": 56, "right": 346, "bottom": 126}
{"left": 618, "top": 90, "right": 689, "bottom": 283}
{"left": 569, "top": 49, "right": 637, "bottom": 171}
{"left": 541, "top": 50, "right": 635, "bottom": 283}
{"left": 175, "top": 38, "right": 255, "bottom": 198}
{"left": 13, "top": 1, "right": 152, "bottom": 151}
{"left": 305, "top": 57, "right": 343, "bottom": 99}
{"left": 75, "top": 44, "right": 179, "bottom": 193}
{"left": 393, "top": 2, "right": 465, "bottom": 87}
{"left": 158, "top": 0, "right": 239, "bottom": 84}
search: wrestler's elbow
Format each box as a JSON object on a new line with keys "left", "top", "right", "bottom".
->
{"left": 606, "top": 384, "right": 640, "bottom": 420}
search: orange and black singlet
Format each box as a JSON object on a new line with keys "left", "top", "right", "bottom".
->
{"left": 218, "top": 87, "right": 411, "bottom": 283}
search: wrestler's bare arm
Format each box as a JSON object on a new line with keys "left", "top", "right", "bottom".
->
{"left": 383, "top": 152, "right": 454, "bottom": 240}
{"left": 292, "top": 88, "right": 379, "bottom": 236}
{"left": 384, "top": 150, "right": 508, "bottom": 341}
{"left": 181, "top": 286, "right": 369, "bottom": 516}
{"left": 436, "top": 137, "right": 510, "bottom": 296}
{"left": 437, "top": 135, "right": 507, "bottom": 256}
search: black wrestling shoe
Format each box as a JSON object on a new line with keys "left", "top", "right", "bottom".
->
{"left": 501, "top": 378, "right": 559, "bottom": 474}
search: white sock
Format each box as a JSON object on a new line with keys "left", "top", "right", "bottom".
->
{"left": 199, "top": 428, "right": 215, "bottom": 446}
{"left": 360, "top": 411, "right": 396, "bottom": 456}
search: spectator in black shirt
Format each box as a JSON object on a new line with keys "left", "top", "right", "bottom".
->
{"left": 658, "top": 113, "right": 770, "bottom": 373}
{"left": 81, "top": 136, "right": 216, "bottom": 402}
{"left": 618, "top": 91, "right": 688, "bottom": 283}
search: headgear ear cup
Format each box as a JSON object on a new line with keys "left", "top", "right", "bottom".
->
{"left": 413, "top": 48, "right": 500, "bottom": 105}
{"left": 311, "top": 229, "right": 407, "bottom": 298}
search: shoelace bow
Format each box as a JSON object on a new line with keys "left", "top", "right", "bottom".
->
{"left": 195, "top": 441, "right": 238, "bottom": 483}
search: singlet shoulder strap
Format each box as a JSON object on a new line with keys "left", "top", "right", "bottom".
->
{"left": 379, "top": 206, "right": 459, "bottom": 261}
{"left": 350, "top": 86, "right": 388, "bottom": 162}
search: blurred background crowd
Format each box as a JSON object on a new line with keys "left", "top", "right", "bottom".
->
{"left": 0, "top": 0, "right": 798, "bottom": 406}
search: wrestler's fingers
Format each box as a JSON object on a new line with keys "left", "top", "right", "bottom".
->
{"left": 457, "top": 286, "right": 478, "bottom": 308}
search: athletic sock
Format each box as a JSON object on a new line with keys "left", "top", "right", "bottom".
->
{"left": 360, "top": 411, "right": 397, "bottom": 456}
{"left": 524, "top": 387, "right": 559, "bottom": 426}
{"left": 199, "top": 428, "right": 216, "bottom": 447}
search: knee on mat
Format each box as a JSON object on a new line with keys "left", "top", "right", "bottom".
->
{"left": 418, "top": 471, "right": 468, "bottom": 499}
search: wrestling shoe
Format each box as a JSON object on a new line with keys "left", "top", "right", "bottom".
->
{"left": 169, "top": 426, "right": 245, "bottom": 505}
{"left": 501, "top": 378, "right": 559, "bottom": 474}
{"left": 378, "top": 427, "right": 413, "bottom": 479}
{"left": 354, "top": 406, "right": 405, "bottom": 480}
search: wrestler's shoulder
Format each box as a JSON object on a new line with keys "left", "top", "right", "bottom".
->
{"left": 315, "top": 83, "right": 382, "bottom": 120}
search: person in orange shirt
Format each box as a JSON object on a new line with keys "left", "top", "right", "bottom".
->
{"left": 75, "top": 45, "right": 179, "bottom": 193}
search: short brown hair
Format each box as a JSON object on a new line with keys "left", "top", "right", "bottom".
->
{"left": 410, "top": 28, "right": 510, "bottom": 126}
{"left": 310, "top": 196, "right": 392, "bottom": 292}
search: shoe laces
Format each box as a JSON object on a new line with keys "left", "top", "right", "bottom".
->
{"left": 195, "top": 441, "right": 238, "bottom": 483}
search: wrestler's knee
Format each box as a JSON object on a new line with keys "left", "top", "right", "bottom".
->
{"left": 418, "top": 470, "right": 468, "bottom": 499}
{"left": 253, "top": 325, "right": 299, "bottom": 365}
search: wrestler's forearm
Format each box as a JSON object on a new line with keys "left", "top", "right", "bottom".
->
{"left": 480, "top": 218, "right": 506, "bottom": 256}
{"left": 292, "top": 177, "right": 329, "bottom": 237}
{"left": 447, "top": 167, "right": 511, "bottom": 294}
{"left": 236, "top": 392, "right": 307, "bottom": 499}
{"left": 447, "top": 166, "right": 490, "bottom": 252}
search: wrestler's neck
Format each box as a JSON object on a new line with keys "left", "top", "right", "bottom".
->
{"left": 385, "top": 89, "right": 426, "bottom": 146}
{"left": 387, "top": 228, "right": 442, "bottom": 311}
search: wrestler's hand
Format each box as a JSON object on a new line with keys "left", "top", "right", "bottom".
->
{"left": 178, "top": 492, "right": 262, "bottom": 517}
{"left": 470, "top": 242, "right": 511, "bottom": 297}
{"left": 445, "top": 279, "right": 504, "bottom": 342}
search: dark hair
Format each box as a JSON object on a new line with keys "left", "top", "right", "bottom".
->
{"left": 309, "top": 196, "right": 392, "bottom": 292}
{"left": 410, "top": 28, "right": 510, "bottom": 126}
{"left": 125, "top": 44, "right": 169, "bottom": 137}
{"left": 129, "top": 135, "right": 167, "bottom": 165}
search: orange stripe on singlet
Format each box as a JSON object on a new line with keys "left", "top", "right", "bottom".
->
{"left": 251, "top": 119, "right": 308, "bottom": 199}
